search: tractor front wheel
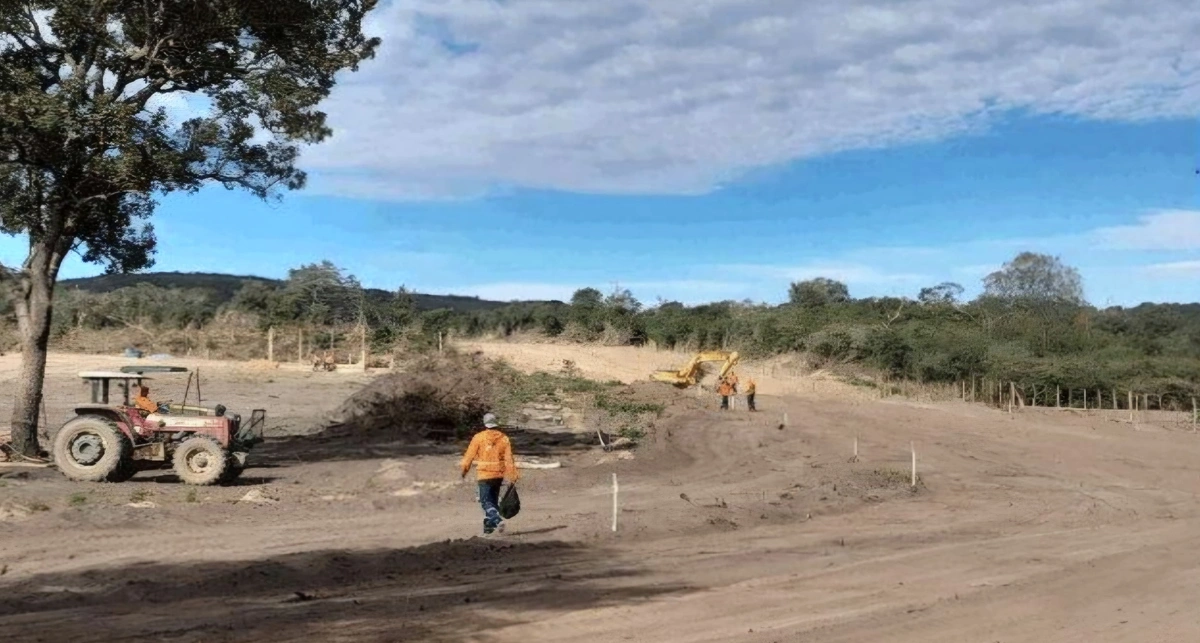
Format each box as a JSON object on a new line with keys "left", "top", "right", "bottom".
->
{"left": 220, "top": 452, "right": 248, "bottom": 483}
{"left": 172, "top": 436, "right": 230, "bottom": 485}
{"left": 52, "top": 416, "right": 133, "bottom": 483}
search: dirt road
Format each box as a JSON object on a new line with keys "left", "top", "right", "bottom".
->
{"left": 2, "top": 344, "right": 1199, "bottom": 642}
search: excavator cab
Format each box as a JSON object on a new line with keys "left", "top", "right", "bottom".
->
{"left": 650, "top": 351, "right": 740, "bottom": 388}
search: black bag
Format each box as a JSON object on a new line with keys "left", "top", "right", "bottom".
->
{"left": 498, "top": 483, "right": 521, "bottom": 519}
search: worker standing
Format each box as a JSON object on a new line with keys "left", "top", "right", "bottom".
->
{"left": 460, "top": 412, "right": 520, "bottom": 535}
{"left": 745, "top": 377, "right": 757, "bottom": 412}
{"left": 718, "top": 376, "right": 734, "bottom": 410}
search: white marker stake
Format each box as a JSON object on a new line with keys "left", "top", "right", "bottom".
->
{"left": 612, "top": 473, "right": 619, "bottom": 532}
{"left": 910, "top": 441, "right": 917, "bottom": 488}
{"left": 782, "top": 412, "right": 789, "bottom": 427}
{"left": 854, "top": 436, "right": 859, "bottom": 459}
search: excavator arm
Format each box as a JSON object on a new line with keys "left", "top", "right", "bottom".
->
{"left": 650, "top": 351, "right": 740, "bottom": 388}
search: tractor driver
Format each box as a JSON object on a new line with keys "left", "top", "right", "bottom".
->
{"left": 133, "top": 384, "right": 168, "bottom": 415}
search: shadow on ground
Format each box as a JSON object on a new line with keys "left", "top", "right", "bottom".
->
{"left": 0, "top": 537, "right": 689, "bottom": 642}
{"left": 260, "top": 424, "right": 599, "bottom": 464}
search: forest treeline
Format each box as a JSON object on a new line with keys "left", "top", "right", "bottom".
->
{"left": 10, "top": 253, "right": 1200, "bottom": 406}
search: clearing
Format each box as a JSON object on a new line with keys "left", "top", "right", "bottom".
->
{"left": 1, "top": 340, "right": 1199, "bottom": 642}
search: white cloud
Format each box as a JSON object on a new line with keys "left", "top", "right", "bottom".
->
{"left": 1091, "top": 210, "right": 1200, "bottom": 251}
{"left": 1142, "top": 260, "right": 1200, "bottom": 277}
{"left": 304, "top": 0, "right": 1200, "bottom": 199}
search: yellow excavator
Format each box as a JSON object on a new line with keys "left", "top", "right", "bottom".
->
{"left": 650, "top": 350, "right": 740, "bottom": 388}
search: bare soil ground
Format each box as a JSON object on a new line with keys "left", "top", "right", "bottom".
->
{"left": 2, "top": 341, "right": 1200, "bottom": 642}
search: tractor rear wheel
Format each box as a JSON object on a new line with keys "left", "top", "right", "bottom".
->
{"left": 52, "top": 416, "right": 133, "bottom": 482}
{"left": 172, "top": 436, "right": 230, "bottom": 485}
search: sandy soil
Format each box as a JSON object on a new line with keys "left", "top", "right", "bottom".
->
{"left": 2, "top": 341, "right": 1200, "bottom": 642}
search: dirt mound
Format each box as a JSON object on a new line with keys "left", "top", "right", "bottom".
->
{"left": 320, "top": 352, "right": 508, "bottom": 443}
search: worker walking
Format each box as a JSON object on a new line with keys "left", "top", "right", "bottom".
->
{"left": 745, "top": 377, "right": 757, "bottom": 412}
{"left": 460, "top": 412, "right": 520, "bottom": 535}
{"left": 718, "top": 376, "right": 734, "bottom": 410}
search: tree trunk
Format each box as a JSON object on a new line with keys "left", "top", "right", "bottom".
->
{"left": 8, "top": 243, "right": 62, "bottom": 457}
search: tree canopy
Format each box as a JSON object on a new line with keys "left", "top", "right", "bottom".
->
{"left": 983, "top": 252, "right": 1084, "bottom": 305}
{"left": 0, "top": 0, "right": 381, "bottom": 456}
{"left": 32, "top": 251, "right": 1200, "bottom": 410}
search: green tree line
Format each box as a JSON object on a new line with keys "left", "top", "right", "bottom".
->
{"left": 25, "top": 252, "right": 1200, "bottom": 407}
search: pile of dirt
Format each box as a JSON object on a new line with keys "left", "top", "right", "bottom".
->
{"left": 319, "top": 352, "right": 510, "bottom": 443}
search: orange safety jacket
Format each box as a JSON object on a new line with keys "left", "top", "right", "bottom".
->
{"left": 717, "top": 380, "right": 734, "bottom": 396}
{"left": 133, "top": 395, "right": 158, "bottom": 414}
{"left": 460, "top": 429, "right": 520, "bottom": 482}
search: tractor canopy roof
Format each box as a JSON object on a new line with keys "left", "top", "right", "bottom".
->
{"left": 79, "top": 371, "right": 153, "bottom": 380}
{"left": 119, "top": 365, "right": 189, "bottom": 375}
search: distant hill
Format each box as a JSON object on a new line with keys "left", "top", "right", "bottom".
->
{"left": 56, "top": 271, "right": 530, "bottom": 313}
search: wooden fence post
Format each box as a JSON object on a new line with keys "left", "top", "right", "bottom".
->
{"left": 970, "top": 375, "right": 976, "bottom": 402}
{"left": 1083, "top": 388, "right": 1087, "bottom": 409}
{"left": 1112, "top": 389, "right": 1117, "bottom": 410}
{"left": 1056, "top": 386, "right": 1061, "bottom": 408}
{"left": 267, "top": 326, "right": 274, "bottom": 362}
{"left": 1193, "top": 397, "right": 1197, "bottom": 432}
{"left": 360, "top": 323, "right": 367, "bottom": 369}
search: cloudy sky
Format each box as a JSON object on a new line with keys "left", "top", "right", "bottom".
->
{"left": 3, "top": 0, "right": 1199, "bottom": 306}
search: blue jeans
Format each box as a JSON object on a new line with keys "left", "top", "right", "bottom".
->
{"left": 478, "top": 478, "right": 503, "bottom": 532}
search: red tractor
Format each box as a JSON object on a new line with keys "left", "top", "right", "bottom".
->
{"left": 50, "top": 366, "right": 266, "bottom": 485}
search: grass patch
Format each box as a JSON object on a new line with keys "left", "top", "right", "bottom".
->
{"left": 130, "top": 489, "right": 152, "bottom": 503}
{"left": 492, "top": 365, "right": 619, "bottom": 418}
{"left": 594, "top": 393, "right": 665, "bottom": 416}
{"left": 617, "top": 426, "right": 646, "bottom": 442}
{"left": 867, "top": 467, "right": 922, "bottom": 490}
{"left": 29, "top": 502, "right": 50, "bottom": 512}
{"left": 185, "top": 489, "right": 198, "bottom": 503}
{"left": 68, "top": 492, "right": 88, "bottom": 507}
{"left": 843, "top": 375, "right": 878, "bottom": 389}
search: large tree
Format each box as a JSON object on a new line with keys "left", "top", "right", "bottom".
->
{"left": 0, "top": 1, "right": 380, "bottom": 456}
{"left": 982, "top": 252, "right": 1085, "bottom": 305}
{"left": 788, "top": 277, "right": 850, "bottom": 308}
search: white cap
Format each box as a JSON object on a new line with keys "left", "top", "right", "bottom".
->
{"left": 483, "top": 412, "right": 498, "bottom": 428}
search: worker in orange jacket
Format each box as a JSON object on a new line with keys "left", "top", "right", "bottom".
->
{"left": 717, "top": 376, "right": 734, "bottom": 410}
{"left": 133, "top": 385, "right": 166, "bottom": 415}
{"left": 460, "top": 412, "right": 520, "bottom": 535}
{"left": 745, "top": 377, "right": 757, "bottom": 412}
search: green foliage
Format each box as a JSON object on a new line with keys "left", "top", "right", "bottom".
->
{"left": 29, "top": 251, "right": 1200, "bottom": 403}
{"left": 58, "top": 272, "right": 521, "bottom": 313}
{"left": 594, "top": 394, "right": 665, "bottom": 416}
{"left": 789, "top": 278, "right": 851, "bottom": 308}
{"left": 0, "top": 1, "right": 381, "bottom": 274}
{"left": 488, "top": 362, "right": 617, "bottom": 418}
{"left": 983, "top": 252, "right": 1084, "bottom": 305}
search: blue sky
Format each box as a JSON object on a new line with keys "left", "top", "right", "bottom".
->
{"left": 2, "top": 1, "right": 1199, "bottom": 307}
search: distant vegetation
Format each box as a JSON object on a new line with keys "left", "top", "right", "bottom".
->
{"left": 5, "top": 252, "right": 1198, "bottom": 407}
{"left": 56, "top": 271, "right": 517, "bottom": 314}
